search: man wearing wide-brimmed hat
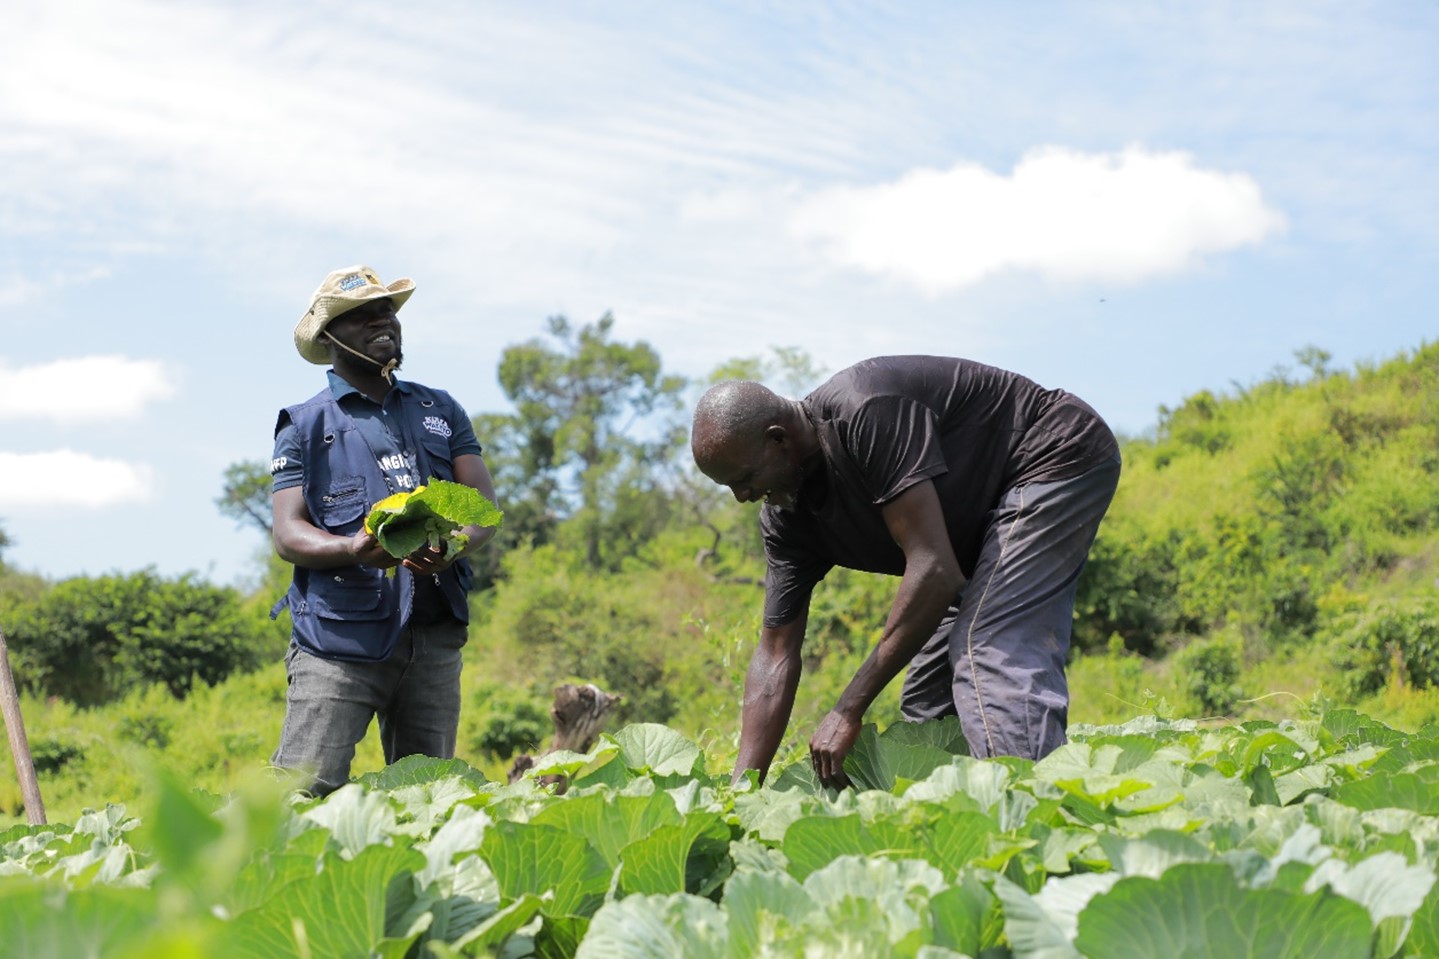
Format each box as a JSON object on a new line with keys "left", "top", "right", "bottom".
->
{"left": 268, "top": 265, "right": 498, "bottom": 796}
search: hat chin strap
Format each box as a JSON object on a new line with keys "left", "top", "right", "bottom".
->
{"left": 324, "top": 331, "right": 398, "bottom": 384}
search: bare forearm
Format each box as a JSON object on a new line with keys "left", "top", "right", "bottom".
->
{"left": 733, "top": 638, "right": 804, "bottom": 783}
{"left": 273, "top": 524, "right": 363, "bottom": 568}
{"left": 271, "top": 487, "right": 392, "bottom": 570}
{"left": 455, "top": 522, "right": 497, "bottom": 558}
{"left": 834, "top": 560, "right": 961, "bottom": 721}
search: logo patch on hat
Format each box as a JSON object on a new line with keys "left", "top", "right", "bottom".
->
{"left": 339, "top": 272, "right": 367, "bottom": 291}
{"left": 423, "top": 416, "right": 453, "bottom": 438}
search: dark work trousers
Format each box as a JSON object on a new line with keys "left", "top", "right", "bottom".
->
{"left": 270, "top": 616, "right": 467, "bottom": 796}
{"left": 899, "top": 455, "right": 1121, "bottom": 760}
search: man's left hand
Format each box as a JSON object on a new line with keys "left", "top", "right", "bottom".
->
{"left": 809, "top": 710, "right": 861, "bottom": 789}
{"left": 402, "top": 544, "right": 452, "bottom": 576}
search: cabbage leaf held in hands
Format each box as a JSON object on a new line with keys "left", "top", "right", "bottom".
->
{"left": 363, "top": 479, "right": 503, "bottom": 560}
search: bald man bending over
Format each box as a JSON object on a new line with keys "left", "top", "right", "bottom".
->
{"left": 691, "top": 355, "right": 1120, "bottom": 788}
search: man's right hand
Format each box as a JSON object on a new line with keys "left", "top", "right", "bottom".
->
{"left": 809, "top": 709, "right": 860, "bottom": 789}
{"left": 350, "top": 529, "right": 400, "bottom": 568}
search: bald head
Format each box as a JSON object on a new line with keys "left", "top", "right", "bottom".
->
{"left": 691, "top": 380, "right": 789, "bottom": 469}
{"left": 691, "top": 380, "right": 820, "bottom": 508}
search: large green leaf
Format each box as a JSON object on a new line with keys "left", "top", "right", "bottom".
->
{"left": 0, "top": 882, "right": 166, "bottom": 959}
{"left": 617, "top": 810, "right": 731, "bottom": 896}
{"left": 479, "top": 820, "right": 611, "bottom": 918}
{"left": 877, "top": 714, "right": 971, "bottom": 754}
{"left": 1072, "top": 862, "right": 1374, "bottom": 959}
{"left": 532, "top": 791, "right": 681, "bottom": 868}
{"left": 927, "top": 871, "right": 1001, "bottom": 956}
{"left": 1237, "top": 729, "right": 1314, "bottom": 779}
{"left": 1097, "top": 830, "right": 1213, "bottom": 878}
{"left": 224, "top": 843, "right": 426, "bottom": 959}
{"left": 225, "top": 846, "right": 328, "bottom": 917}
{"left": 780, "top": 809, "right": 995, "bottom": 880}
{"left": 801, "top": 855, "right": 949, "bottom": 946}
{"left": 442, "top": 892, "right": 546, "bottom": 955}
{"left": 903, "top": 755, "right": 1015, "bottom": 811}
{"left": 721, "top": 868, "right": 813, "bottom": 956}
{"left": 1033, "top": 743, "right": 1177, "bottom": 817}
{"left": 1405, "top": 877, "right": 1439, "bottom": 956}
{"left": 613, "top": 724, "right": 703, "bottom": 776}
{"left": 365, "top": 479, "right": 503, "bottom": 559}
{"left": 844, "top": 719, "right": 967, "bottom": 793}
{"left": 301, "top": 784, "right": 399, "bottom": 857}
{"left": 731, "top": 784, "right": 819, "bottom": 843}
{"left": 400, "top": 803, "right": 500, "bottom": 946}
{"left": 993, "top": 871, "right": 1119, "bottom": 959}
{"left": 780, "top": 813, "right": 890, "bottom": 881}
{"left": 1330, "top": 768, "right": 1439, "bottom": 814}
{"left": 573, "top": 893, "right": 728, "bottom": 959}
{"left": 1303, "top": 851, "right": 1436, "bottom": 957}
{"left": 357, "top": 755, "right": 491, "bottom": 791}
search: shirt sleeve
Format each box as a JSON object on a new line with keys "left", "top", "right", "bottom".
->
{"left": 271, "top": 419, "right": 305, "bottom": 492}
{"left": 760, "top": 507, "right": 834, "bottom": 628}
{"left": 447, "top": 399, "right": 483, "bottom": 458}
{"left": 842, "top": 395, "right": 948, "bottom": 504}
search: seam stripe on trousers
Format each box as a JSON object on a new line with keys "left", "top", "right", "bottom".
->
{"left": 963, "top": 483, "right": 1029, "bottom": 758}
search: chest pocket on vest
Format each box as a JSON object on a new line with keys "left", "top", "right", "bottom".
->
{"left": 312, "top": 573, "right": 388, "bottom": 621}
{"left": 419, "top": 432, "right": 453, "bottom": 474}
{"left": 318, "top": 476, "right": 367, "bottom": 531}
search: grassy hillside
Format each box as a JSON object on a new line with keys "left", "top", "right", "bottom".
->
{"left": 1070, "top": 341, "right": 1439, "bottom": 728}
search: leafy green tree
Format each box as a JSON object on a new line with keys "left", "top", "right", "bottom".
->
{"left": 704, "top": 345, "right": 827, "bottom": 396}
{"left": 216, "top": 460, "right": 274, "bottom": 535}
{"left": 5, "top": 569, "right": 284, "bottom": 705}
{"left": 487, "top": 313, "right": 687, "bottom": 570}
{"left": 466, "top": 409, "right": 562, "bottom": 588}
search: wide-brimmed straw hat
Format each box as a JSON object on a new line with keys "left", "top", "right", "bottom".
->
{"left": 294, "top": 265, "right": 415, "bottom": 364}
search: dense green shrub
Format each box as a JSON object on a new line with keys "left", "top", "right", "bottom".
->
{"left": 5, "top": 569, "right": 285, "bottom": 705}
{"left": 29, "top": 737, "right": 84, "bottom": 775}
{"left": 467, "top": 681, "right": 552, "bottom": 761}
{"left": 1174, "top": 630, "right": 1244, "bottom": 716}
{"left": 1073, "top": 527, "right": 1184, "bottom": 654}
{"left": 1326, "top": 598, "right": 1439, "bottom": 699}
{"left": 476, "top": 543, "right": 696, "bottom": 725}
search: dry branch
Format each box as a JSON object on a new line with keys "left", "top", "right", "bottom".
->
{"left": 0, "top": 624, "right": 45, "bottom": 824}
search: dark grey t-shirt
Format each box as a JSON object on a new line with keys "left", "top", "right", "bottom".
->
{"left": 761, "top": 355, "right": 1118, "bottom": 626}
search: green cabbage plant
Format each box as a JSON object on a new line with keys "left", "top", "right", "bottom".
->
{"left": 363, "top": 479, "right": 502, "bottom": 560}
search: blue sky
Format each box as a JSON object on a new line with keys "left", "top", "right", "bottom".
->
{"left": 1, "top": 0, "right": 1436, "bottom": 587}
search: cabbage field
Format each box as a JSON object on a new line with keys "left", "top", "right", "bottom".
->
{"left": 4, "top": 710, "right": 1439, "bottom": 958}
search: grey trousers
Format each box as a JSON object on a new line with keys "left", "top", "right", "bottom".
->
{"left": 271, "top": 617, "right": 467, "bottom": 796}
{"left": 900, "top": 456, "right": 1120, "bottom": 761}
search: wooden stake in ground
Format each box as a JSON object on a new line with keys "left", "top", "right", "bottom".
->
{"left": 508, "top": 682, "right": 622, "bottom": 794}
{"left": 0, "top": 624, "right": 45, "bottom": 825}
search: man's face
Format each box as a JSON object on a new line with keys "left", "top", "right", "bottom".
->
{"left": 325, "top": 298, "right": 402, "bottom": 367}
{"left": 697, "top": 430, "right": 806, "bottom": 509}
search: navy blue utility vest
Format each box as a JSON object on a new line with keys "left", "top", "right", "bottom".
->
{"left": 271, "top": 382, "right": 473, "bottom": 662}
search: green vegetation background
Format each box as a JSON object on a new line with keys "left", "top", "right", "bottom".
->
{"left": 5, "top": 327, "right": 1439, "bottom": 826}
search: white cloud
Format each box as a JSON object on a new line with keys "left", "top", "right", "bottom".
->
{"left": 787, "top": 146, "right": 1288, "bottom": 295}
{"left": 0, "top": 450, "right": 154, "bottom": 507}
{"left": 0, "top": 356, "right": 177, "bottom": 422}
